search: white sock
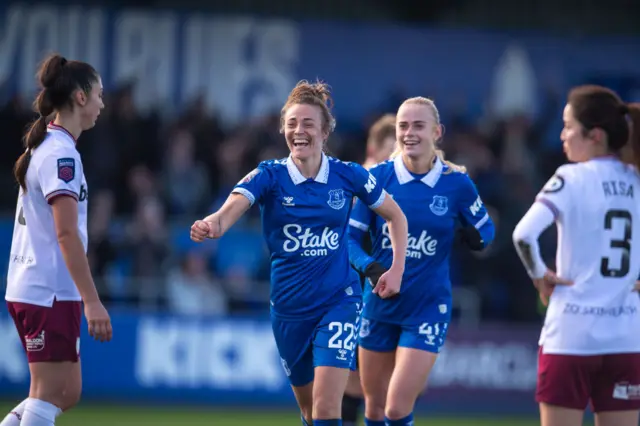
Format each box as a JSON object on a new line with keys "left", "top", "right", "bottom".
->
{"left": 20, "top": 399, "right": 61, "bottom": 426}
{"left": 0, "top": 399, "right": 28, "bottom": 426}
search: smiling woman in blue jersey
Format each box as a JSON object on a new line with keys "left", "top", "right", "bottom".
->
{"left": 189, "top": 80, "right": 409, "bottom": 426}
{"left": 348, "top": 97, "right": 495, "bottom": 426}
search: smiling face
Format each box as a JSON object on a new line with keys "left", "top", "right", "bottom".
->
{"left": 283, "top": 103, "right": 328, "bottom": 161}
{"left": 396, "top": 102, "right": 442, "bottom": 160}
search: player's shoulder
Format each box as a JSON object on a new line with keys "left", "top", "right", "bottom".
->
{"left": 257, "top": 157, "right": 287, "bottom": 171}
{"left": 326, "top": 156, "right": 369, "bottom": 178}
{"left": 364, "top": 159, "right": 394, "bottom": 179}
{"left": 540, "top": 164, "right": 580, "bottom": 195}
{"left": 31, "top": 134, "right": 80, "bottom": 165}
{"left": 440, "top": 162, "right": 475, "bottom": 189}
{"left": 236, "top": 158, "right": 284, "bottom": 185}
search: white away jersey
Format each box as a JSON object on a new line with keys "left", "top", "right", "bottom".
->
{"left": 5, "top": 124, "right": 88, "bottom": 307}
{"left": 536, "top": 157, "right": 640, "bottom": 355}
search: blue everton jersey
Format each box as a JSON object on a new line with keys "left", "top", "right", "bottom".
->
{"left": 349, "top": 156, "right": 494, "bottom": 325}
{"left": 233, "top": 153, "right": 386, "bottom": 319}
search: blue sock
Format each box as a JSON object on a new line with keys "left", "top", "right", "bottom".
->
{"left": 302, "top": 415, "right": 311, "bottom": 426}
{"left": 313, "top": 420, "right": 341, "bottom": 426}
{"left": 384, "top": 413, "right": 414, "bottom": 426}
{"left": 364, "top": 419, "right": 385, "bottom": 426}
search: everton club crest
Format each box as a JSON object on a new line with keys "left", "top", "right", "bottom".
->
{"left": 429, "top": 195, "right": 448, "bottom": 216}
{"left": 327, "top": 189, "right": 346, "bottom": 210}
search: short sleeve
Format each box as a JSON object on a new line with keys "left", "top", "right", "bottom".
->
{"left": 535, "top": 165, "right": 575, "bottom": 220}
{"left": 37, "top": 151, "right": 82, "bottom": 204}
{"left": 349, "top": 163, "right": 385, "bottom": 209}
{"left": 457, "top": 175, "right": 491, "bottom": 230}
{"left": 231, "top": 163, "right": 272, "bottom": 206}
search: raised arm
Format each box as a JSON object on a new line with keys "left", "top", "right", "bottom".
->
{"left": 191, "top": 164, "right": 271, "bottom": 242}
{"left": 191, "top": 193, "right": 252, "bottom": 241}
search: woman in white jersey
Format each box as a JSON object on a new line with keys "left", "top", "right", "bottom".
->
{"left": 1, "top": 54, "right": 110, "bottom": 426}
{"left": 513, "top": 85, "right": 640, "bottom": 426}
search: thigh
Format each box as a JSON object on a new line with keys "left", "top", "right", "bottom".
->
{"left": 313, "top": 297, "right": 361, "bottom": 372}
{"left": 271, "top": 316, "right": 316, "bottom": 387}
{"left": 357, "top": 319, "right": 399, "bottom": 404}
{"left": 313, "top": 366, "right": 350, "bottom": 406}
{"left": 595, "top": 410, "right": 640, "bottom": 426}
{"left": 539, "top": 403, "right": 584, "bottom": 426}
{"left": 591, "top": 353, "right": 640, "bottom": 413}
{"left": 398, "top": 321, "right": 449, "bottom": 354}
{"left": 29, "top": 361, "right": 81, "bottom": 408}
{"left": 536, "top": 347, "right": 594, "bottom": 410}
{"left": 386, "top": 347, "right": 438, "bottom": 418}
{"left": 358, "top": 346, "right": 395, "bottom": 419}
{"left": 8, "top": 300, "right": 81, "bottom": 363}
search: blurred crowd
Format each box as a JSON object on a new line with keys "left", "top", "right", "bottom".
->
{"left": 0, "top": 83, "right": 568, "bottom": 324}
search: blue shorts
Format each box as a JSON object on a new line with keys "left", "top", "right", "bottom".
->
{"left": 358, "top": 316, "right": 449, "bottom": 354}
{"left": 272, "top": 296, "right": 362, "bottom": 387}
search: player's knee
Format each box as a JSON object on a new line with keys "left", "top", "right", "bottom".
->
{"left": 363, "top": 394, "right": 386, "bottom": 420}
{"left": 29, "top": 379, "right": 66, "bottom": 408}
{"left": 385, "top": 403, "right": 412, "bottom": 421}
{"left": 300, "top": 405, "right": 313, "bottom": 424}
{"left": 61, "top": 385, "right": 82, "bottom": 412}
{"left": 313, "top": 393, "right": 341, "bottom": 419}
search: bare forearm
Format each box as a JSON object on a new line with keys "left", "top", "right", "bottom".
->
{"left": 387, "top": 216, "right": 408, "bottom": 272}
{"left": 203, "top": 193, "right": 251, "bottom": 237}
{"left": 513, "top": 202, "right": 555, "bottom": 279}
{"left": 58, "top": 233, "right": 100, "bottom": 303}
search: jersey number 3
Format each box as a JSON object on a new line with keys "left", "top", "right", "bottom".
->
{"left": 600, "top": 209, "right": 632, "bottom": 278}
{"left": 18, "top": 206, "right": 26, "bottom": 226}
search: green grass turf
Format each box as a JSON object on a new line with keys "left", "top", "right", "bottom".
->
{"left": 0, "top": 402, "right": 549, "bottom": 425}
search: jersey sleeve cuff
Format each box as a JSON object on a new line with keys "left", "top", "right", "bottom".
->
{"left": 349, "top": 218, "right": 369, "bottom": 232}
{"left": 473, "top": 212, "right": 490, "bottom": 229}
{"left": 231, "top": 187, "right": 256, "bottom": 206}
{"left": 45, "top": 189, "right": 79, "bottom": 204}
{"left": 368, "top": 190, "right": 386, "bottom": 209}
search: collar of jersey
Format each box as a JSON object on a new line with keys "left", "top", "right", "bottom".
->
{"left": 393, "top": 154, "right": 443, "bottom": 187}
{"left": 47, "top": 122, "right": 77, "bottom": 145}
{"left": 286, "top": 153, "right": 330, "bottom": 185}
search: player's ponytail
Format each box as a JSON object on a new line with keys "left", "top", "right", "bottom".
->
{"left": 626, "top": 103, "right": 640, "bottom": 172}
{"left": 436, "top": 149, "right": 467, "bottom": 174}
{"left": 14, "top": 90, "right": 55, "bottom": 192}
{"left": 13, "top": 53, "right": 98, "bottom": 192}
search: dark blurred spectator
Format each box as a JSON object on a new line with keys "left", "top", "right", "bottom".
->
{"left": 87, "top": 190, "right": 118, "bottom": 303}
{"left": 167, "top": 250, "right": 228, "bottom": 316}
{"left": 125, "top": 197, "right": 170, "bottom": 310}
{"left": 162, "top": 128, "right": 211, "bottom": 215}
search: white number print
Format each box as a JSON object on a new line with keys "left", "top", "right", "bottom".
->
{"left": 418, "top": 322, "right": 448, "bottom": 350}
{"left": 328, "top": 321, "right": 356, "bottom": 351}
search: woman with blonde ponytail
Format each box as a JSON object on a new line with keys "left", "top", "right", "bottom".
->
{"left": 348, "top": 96, "right": 495, "bottom": 426}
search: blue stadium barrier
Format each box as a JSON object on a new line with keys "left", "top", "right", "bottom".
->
{"left": 0, "top": 310, "right": 541, "bottom": 415}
